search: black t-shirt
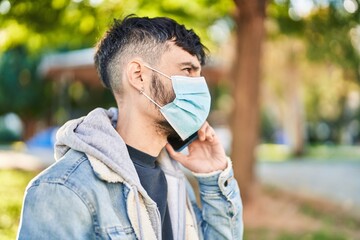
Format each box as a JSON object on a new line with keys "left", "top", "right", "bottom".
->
{"left": 126, "top": 145, "right": 173, "bottom": 240}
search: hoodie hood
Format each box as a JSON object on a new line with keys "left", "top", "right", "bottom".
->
{"left": 55, "top": 107, "right": 143, "bottom": 191}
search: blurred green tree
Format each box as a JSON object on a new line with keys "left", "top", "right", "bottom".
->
{"left": 0, "top": 0, "right": 235, "bottom": 137}
{"left": 269, "top": 0, "right": 360, "bottom": 80}
{"left": 265, "top": 0, "right": 360, "bottom": 149}
{"left": 0, "top": 46, "right": 53, "bottom": 138}
{"left": 0, "top": 0, "right": 235, "bottom": 54}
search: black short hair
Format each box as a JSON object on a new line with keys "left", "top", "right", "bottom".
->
{"left": 94, "top": 15, "right": 207, "bottom": 91}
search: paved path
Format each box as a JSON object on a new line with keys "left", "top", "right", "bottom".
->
{"left": 256, "top": 160, "right": 360, "bottom": 216}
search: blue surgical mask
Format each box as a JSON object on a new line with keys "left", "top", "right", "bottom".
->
{"left": 142, "top": 65, "right": 211, "bottom": 140}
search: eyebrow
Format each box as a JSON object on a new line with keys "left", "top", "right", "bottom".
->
{"left": 178, "top": 62, "right": 200, "bottom": 71}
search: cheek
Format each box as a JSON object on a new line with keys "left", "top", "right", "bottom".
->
{"left": 159, "top": 85, "right": 175, "bottom": 104}
{"left": 151, "top": 75, "right": 175, "bottom": 104}
{"left": 165, "top": 84, "right": 175, "bottom": 103}
{"left": 167, "top": 83, "right": 175, "bottom": 99}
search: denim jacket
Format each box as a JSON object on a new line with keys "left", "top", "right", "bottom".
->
{"left": 17, "top": 108, "right": 243, "bottom": 239}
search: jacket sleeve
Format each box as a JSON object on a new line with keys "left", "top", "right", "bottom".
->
{"left": 17, "top": 182, "right": 94, "bottom": 240}
{"left": 189, "top": 158, "right": 243, "bottom": 240}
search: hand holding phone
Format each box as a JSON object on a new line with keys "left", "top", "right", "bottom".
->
{"left": 166, "top": 122, "right": 228, "bottom": 173}
{"left": 167, "top": 132, "right": 198, "bottom": 152}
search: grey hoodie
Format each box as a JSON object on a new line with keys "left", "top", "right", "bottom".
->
{"left": 55, "top": 107, "right": 158, "bottom": 204}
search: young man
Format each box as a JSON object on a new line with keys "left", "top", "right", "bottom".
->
{"left": 18, "top": 15, "right": 243, "bottom": 239}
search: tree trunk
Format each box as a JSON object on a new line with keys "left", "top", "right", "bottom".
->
{"left": 231, "top": 0, "right": 267, "bottom": 203}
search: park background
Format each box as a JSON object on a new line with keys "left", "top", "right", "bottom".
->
{"left": 1, "top": 0, "right": 360, "bottom": 239}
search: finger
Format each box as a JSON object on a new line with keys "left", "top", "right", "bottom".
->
{"left": 205, "top": 126, "right": 216, "bottom": 142}
{"left": 165, "top": 143, "right": 187, "bottom": 164}
{"left": 198, "top": 122, "right": 209, "bottom": 141}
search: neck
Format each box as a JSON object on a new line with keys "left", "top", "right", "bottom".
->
{"left": 116, "top": 104, "right": 167, "bottom": 157}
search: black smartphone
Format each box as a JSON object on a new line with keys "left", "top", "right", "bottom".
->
{"left": 167, "top": 132, "right": 198, "bottom": 152}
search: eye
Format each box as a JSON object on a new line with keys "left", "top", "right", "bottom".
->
{"left": 182, "top": 68, "right": 192, "bottom": 74}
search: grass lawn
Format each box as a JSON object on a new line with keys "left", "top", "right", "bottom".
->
{"left": 1, "top": 169, "right": 359, "bottom": 239}
{"left": 0, "top": 169, "right": 38, "bottom": 239}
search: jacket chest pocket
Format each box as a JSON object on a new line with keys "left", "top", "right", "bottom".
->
{"left": 106, "top": 226, "right": 137, "bottom": 240}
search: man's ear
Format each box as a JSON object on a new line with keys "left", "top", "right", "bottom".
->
{"left": 126, "top": 60, "right": 145, "bottom": 92}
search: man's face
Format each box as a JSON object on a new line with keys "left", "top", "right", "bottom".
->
{"left": 149, "top": 41, "right": 202, "bottom": 137}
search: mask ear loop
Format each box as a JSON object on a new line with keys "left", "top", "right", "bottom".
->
{"left": 141, "top": 65, "right": 169, "bottom": 109}
{"left": 139, "top": 87, "right": 163, "bottom": 109}
{"left": 144, "top": 64, "right": 171, "bottom": 80}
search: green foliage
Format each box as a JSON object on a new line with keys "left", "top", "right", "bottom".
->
{"left": 264, "top": 1, "right": 360, "bottom": 146}
{"left": 52, "top": 81, "right": 115, "bottom": 125}
{"left": 0, "top": 46, "right": 51, "bottom": 118}
{"left": 305, "top": 7, "right": 360, "bottom": 80}
{"left": 267, "top": 0, "right": 305, "bottom": 36}
{"left": 269, "top": 0, "right": 360, "bottom": 82}
{"left": 0, "top": 0, "right": 235, "bottom": 54}
{"left": 0, "top": 169, "right": 38, "bottom": 239}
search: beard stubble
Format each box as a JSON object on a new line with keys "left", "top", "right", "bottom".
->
{"left": 149, "top": 73, "right": 180, "bottom": 140}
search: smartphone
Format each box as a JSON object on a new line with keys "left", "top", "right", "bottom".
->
{"left": 167, "top": 132, "right": 198, "bottom": 152}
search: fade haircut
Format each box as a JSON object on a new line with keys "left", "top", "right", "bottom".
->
{"left": 94, "top": 15, "right": 207, "bottom": 95}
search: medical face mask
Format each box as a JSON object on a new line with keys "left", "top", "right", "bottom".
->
{"left": 141, "top": 65, "right": 211, "bottom": 140}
